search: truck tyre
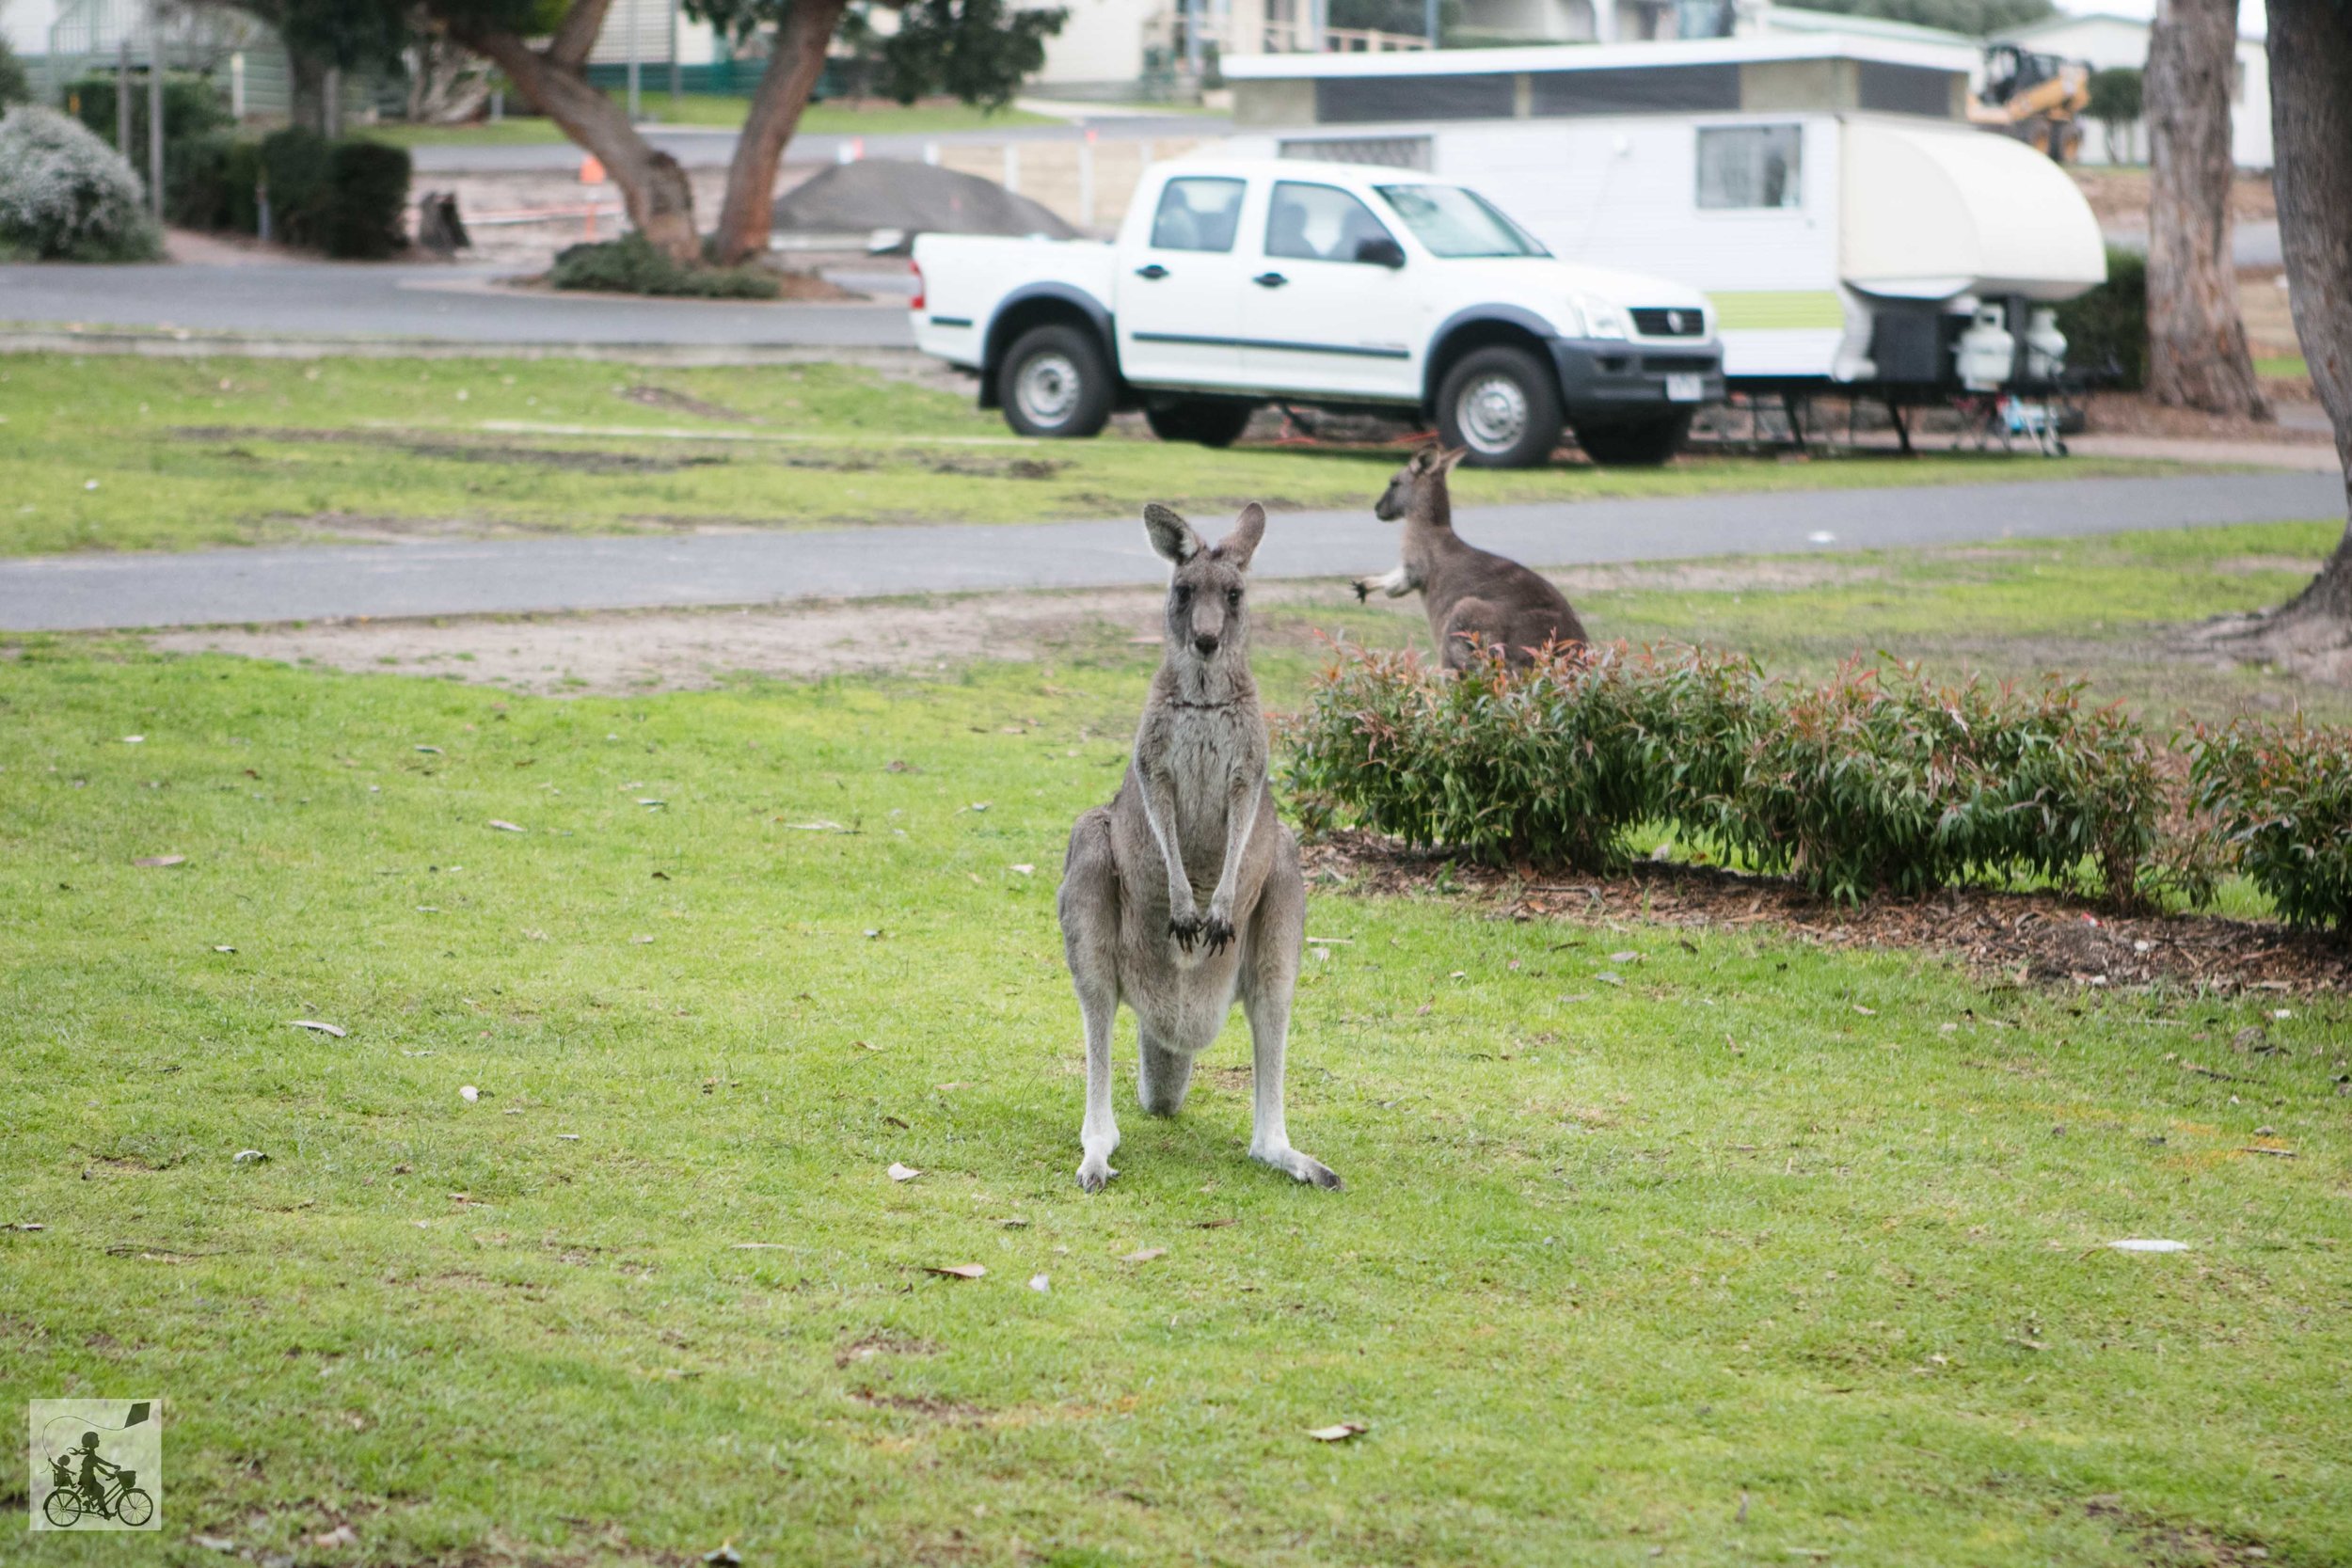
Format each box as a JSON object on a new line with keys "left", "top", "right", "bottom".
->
{"left": 998, "top": 324, "right": 1113, "bottom": 439}
{"left": 1435, "top": 345, "right": 1565, "bottom": 468}
{"left": 1144, "top": 399, "right": 1254, "bottom": 448}
{"left": 1572, "top": 411, "right": 1692, "bottom": 467}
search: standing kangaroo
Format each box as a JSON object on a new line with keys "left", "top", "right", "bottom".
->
{"left": 1354, "top": 443, "right": 1588, "bottom": 668}
{"left": 1057, "top": 501, "right": 1341, "bottom": 1194}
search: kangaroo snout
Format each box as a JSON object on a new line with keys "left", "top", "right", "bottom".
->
{"left": 1192, "top": 632, "right": 1220, "bottom": 657}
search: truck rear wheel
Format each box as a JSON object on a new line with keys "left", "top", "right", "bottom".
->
{"left": 1144, "top": 399, "right": 1254, "bottom": 449}
{"left": 1435, "top": 345, "right": 1565, "bottom": 468}
{"left": 1572, "top": 411, "right": 1692, "bottom": 467}
{"left": 997, "top": 324, "right": 1113, "bottom": 439}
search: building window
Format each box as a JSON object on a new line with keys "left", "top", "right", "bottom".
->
{"left": 1149, "top": 178, "right": 1248, "bottom": 253}
{"left": 1696, "top": 124, "right": 1803, "bottom": 211}
{"left": 1279, "top": 135, "right": 1434, "bottom": 171}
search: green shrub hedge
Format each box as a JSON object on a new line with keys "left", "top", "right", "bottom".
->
{"left": 1287, "top": 643, "right": 2169, "bottom": 903}
{"left": 2186, "top": 719, "right": 2352, "bottom": 931}
{"left": 548, "top": 232, "right": 782, "bottom": 299}
{"left": 322, "top": 139, "right": 412, "bottom": 259}
{"left": 2055, "top": 246, "right": 2148, "bottom": 390}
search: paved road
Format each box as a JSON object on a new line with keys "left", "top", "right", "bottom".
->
{"left": 404, "top": 115, "right": 1227, "bottom": 175}
{"left": 0, "top": 261, "right": 914, "bottom": 347}
{"left": 3, "top": 472, "right": 2339, "bottom": 633}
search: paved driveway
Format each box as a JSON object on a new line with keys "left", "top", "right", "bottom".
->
{"left": 0, "top": 261, "right": 914, "bottom": 348}
{"left": 3, "top": 472, "right": 2339, "bottom": 633}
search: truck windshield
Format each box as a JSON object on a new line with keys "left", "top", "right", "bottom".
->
{"left": 1375, "top": 184, "right": 1549, "bottom": 259}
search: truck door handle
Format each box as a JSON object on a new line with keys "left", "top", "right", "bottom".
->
{"left": 1253, "top": 272, "right": 1289, "bottom": 288}
{"left": 1134, "top": 264, "right": 1168, "bottom": 279}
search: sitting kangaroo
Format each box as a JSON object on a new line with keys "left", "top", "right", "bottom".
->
{"left": 1354, "top": 443, "right": 1588, "bottom": 668}
{"left": 1057, "top": 501, "right": 1341, "bottom": 1194}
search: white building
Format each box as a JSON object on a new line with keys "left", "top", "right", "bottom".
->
{"left": 1989, "top": 9, "right": 2271, "bottom": 168}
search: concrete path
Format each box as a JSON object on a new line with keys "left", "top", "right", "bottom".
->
{"left": 0, "top": 261, "right": 914, "bottom": 349}
{"left": 4, "top": 471, "right": 2340, "bottom": 634}
{"left": 402, "top": 115, "right": 1227, "bottom": 175}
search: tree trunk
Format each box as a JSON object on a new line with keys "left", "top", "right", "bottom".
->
{"left": 708, "top": 0, "right": 850, "bottom": 265}
{"left": 288, "top": 49, "right": 328, "bottom": 135}
{"left": 2144, "top": 0, "right": 2266, "bottom": 418}
{"left": 2268, "top": 0, "right": 2352, "bottom": 622}
{"left": 445, "top": 12, "right": 701, "bottom": 263}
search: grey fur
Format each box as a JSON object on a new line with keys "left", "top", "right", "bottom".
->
{"left": 1057, "top": 501, "right": 1342, "bottom": 1194}
{"left": 1355, "top": 443, "right": 1589, "bottom": 669}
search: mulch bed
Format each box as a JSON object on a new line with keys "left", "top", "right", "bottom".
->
{"left": 1302, "top": 830, "right": 2352, "bottom": 994}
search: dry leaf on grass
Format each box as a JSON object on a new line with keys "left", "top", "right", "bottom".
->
{"left": 1120, "top": 1247, "right": 1167, "bottom": 1264}
{"left": 1194, "top": 1218, "right": 1238, "bottom": 1229}
{"left": 231, "top": 1149, "right": 267, "bottom": 1164}
{"left": 887, "top": 1162, "right": 922, "bottom": 1182}
{"left": 290, "top": 1020, "right": 346, "bottom": 1037}
{"left": 488, "top": 819, "right": 527, "bottom": 833}
{"left": 1306, "top": 1422, "right": 1368, "bottom": 1442}
{"left": 459, "top": 1085, "right": 480, "bottom": 1102}
{"left": 134, "top": 854, "right": 186, "bottom": 867}
{"left": 1028, "top": 1273, "right": 1050, "bottom": 1293}
{"left": 925, "top": 1262, "right": 987, "bottom": 1279}
{"left": 313, "top": 1524, "right": 358, "bottom": 1548}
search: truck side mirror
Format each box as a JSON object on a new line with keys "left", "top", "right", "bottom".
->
{"left": 1355, "top": 236, "right": 1406, "bottom": 269}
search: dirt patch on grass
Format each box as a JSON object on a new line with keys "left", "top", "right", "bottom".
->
{"left": 147, "top": 583, "right": 1371, "bottom": 694}
{"left": 2081, "top": 1497, "right": 2273, "bottom": 1566}
{"left": 620, "top": 384, "right": 759, "bottom": 422}
{"left": 837, "top": 1332, "right": 940, "bottom": 1367}
{"left": 1305, "top": 830, "right": 2352, "bottom": 995}
{"left": 2082, "top": 392, "right": 2333, "bottom": 448}
{"left": 173, "top": 425, "right": 732, "bottom": 474}
{"left": 849, "top": 1388, "right": 985, "bottom": 1421}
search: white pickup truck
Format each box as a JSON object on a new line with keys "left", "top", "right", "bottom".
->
{"left": 910, "top": 156, "right": 1724, "bottom": 467}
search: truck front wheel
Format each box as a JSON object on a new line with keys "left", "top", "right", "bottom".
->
{"left": 1144, "top": 399, "right": 1254, "bottom": 449}
{"left": 1435, "top": 346, "right": 1565, "bottom": 468}
{"left": 998, "top": 325, "right": 1113, "bottom": 439}
{"left": 1572, "top": 411, "right": 1692, "bottom": 467}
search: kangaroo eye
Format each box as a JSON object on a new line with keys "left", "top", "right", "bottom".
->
{"left": 1172, "top": 585, "right": 1191, "bottom": 606}
{"left": 1227, "top": 589, "right": 1242, "bottom": 608}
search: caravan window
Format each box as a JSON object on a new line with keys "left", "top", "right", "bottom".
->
{"left": 1149, "top": 178, "right": 1247, "bottom": 253}
{"left": 1696, "top": 125, "right": 1803, "bottom": 211}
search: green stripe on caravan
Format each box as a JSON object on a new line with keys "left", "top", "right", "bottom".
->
{"left": 1707, "top": 292, "right": 1847, "bottom": 330}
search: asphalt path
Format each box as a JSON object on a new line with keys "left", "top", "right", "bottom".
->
{"left": 0, "top": 261, "right": 915, "bottom": 347}
{"left": 4, "top": 471, "right": 2339, "bottom": 633}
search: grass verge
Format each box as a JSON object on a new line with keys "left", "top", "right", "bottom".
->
{"left": 0, "top": 353, "right": 2180, "bottom": 557}
{"left": 2, "top": 531, "right": 2348, "bottom": 1560}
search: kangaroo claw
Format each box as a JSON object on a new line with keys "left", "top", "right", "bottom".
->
{"left": 1168, "top": 912, "right": 1202, "bottom": 950}
{"left": 1352, "top": 579, "right": 1372, "bottom": 603}
{"left": 1201, "top": 914, "right": 1234, "bottom": 954}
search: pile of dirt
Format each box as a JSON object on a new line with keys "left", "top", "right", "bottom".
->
{"left": 1303, "top": 830, "right": 2352, "bottom": 994}
{"left": 772, "top": 159, "right": 1078, "bottom": 244}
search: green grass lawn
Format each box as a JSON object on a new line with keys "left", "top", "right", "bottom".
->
{"left": 0, "top": 354, "right": 2179, "bottom": 558}
{"left": 2257, "top": 354, "right": 2310, "bottom": 381}
{"left": 4, "top": 515, "right": 2349, "bottom": 1563}
{"left": 363, "top": 99, "right": 1052, "bottom": 148}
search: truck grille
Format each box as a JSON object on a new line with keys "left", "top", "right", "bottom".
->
{"left": 1631, "top": 308, "right": 1706, "bottom": 338}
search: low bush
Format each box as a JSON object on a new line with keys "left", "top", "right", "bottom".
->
{"left": 256, "top": 125, "right": 332, "bottom": 248}
{"left": 322, "top": 139, "right": 411, "bottom": 259}
{"left": 548, "top": 232, "right": 782, "bottom": 299}
{"left": 2055, "top": 246, "right": 2147, "bottom": 390}
{"left": 1288, "top": 644, "right": 2168, "bottom": 903}
{"left": 2185, "top": 719, "right": 2352, "bottom": 931}
{"left": 0, "top": 104, "right": 164, "bottom": 261}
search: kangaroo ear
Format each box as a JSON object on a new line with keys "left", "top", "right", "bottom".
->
{"left": 1143, "top": 502, "right": 1203, "bottom": 564}
{"left": 1213, "top": 502, "right": 1266, "bottom": 571}
{"left": 1408, "top": 441, "right": 1444, "bottom": 473}
{"left": 1436, "top": 445, "right": 1470, "bottom": 473}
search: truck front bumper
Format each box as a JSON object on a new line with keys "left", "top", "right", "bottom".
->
{"left": 1549, "top": 338, "right": 1725, "bottom": 414}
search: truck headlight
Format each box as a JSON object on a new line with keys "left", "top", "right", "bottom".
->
{"left": 1577, "top": 295, "right": 1629, "bottom": 341}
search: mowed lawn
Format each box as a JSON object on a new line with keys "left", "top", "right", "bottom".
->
{"left": 5, "top": 517, "right": 2349, "bottom": 1565}
{"left": 0, "top": 353, "right": 2182, "bottom": 557}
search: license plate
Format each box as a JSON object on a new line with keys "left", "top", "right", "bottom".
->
{"left": 1665, "top": 373, "right": 1705, "bottom": 403}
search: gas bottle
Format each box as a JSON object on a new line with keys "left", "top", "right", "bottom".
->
{"left": 2024, "top": 307, "right": 2067, "bottom": 383}
{"left": 1955, "top": 303, "right": 2015, "bottom": 392}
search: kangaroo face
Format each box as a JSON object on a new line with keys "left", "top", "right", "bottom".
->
{"left": 1142, "top": 501, "right": 1267, "bottom": 674}
{"left": 1375, "top": 443, "right": 1467, "bottom": 521}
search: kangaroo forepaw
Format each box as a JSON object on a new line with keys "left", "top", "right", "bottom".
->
{"left": 1201, "top": 913, "right": 1234, "bottom": 954}
{"left": 1351, "top": 578, "right": 1373, "bottom": 604}
{"left": 1076, "top": 1156, "right": 1120, "bottom": 1193}
{"left": 1168, "top": 912, "right": 1202, "bottom": 951}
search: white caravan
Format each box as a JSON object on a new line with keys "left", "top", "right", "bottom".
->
{"left": 1220, "top": 35, "right": 2107, "bottom": 400}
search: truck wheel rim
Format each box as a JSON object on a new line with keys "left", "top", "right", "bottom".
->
{"left": 1457, "top": 373, "right": 1527, "bottom": 452}
{"left": 1016, "top": 353, "right": 1081, "bottom": 426}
